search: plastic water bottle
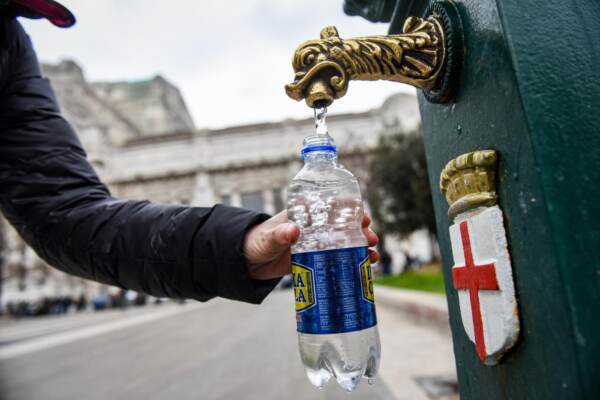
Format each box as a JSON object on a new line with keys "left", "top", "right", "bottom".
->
{"left": 287, "top": 107, "right": 381, "bottom": 391}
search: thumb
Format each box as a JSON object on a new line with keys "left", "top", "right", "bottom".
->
{"left": 269, "top": 223, "right": 300, "bottom": 252}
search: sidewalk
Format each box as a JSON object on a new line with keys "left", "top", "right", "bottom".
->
{"left": 375, "top": 285, "right": 458, "bottom": 400}
{"left": 375, "top": 286, "right": 450, "bottom": 333}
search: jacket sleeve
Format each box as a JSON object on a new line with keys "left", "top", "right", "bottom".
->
{"left": 0, "top": 16, "right": 280, "bottom": 304}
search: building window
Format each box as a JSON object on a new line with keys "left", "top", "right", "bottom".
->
{"left": 273, "top": 188, "right": 285, "bottom": 212}
{"left": 241, "top": 191, "right": 264, "bottom": 212}
{"left": 220, "top": 194, "right": 231, "bottom": 206}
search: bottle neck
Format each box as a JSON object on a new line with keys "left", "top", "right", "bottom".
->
{"left": 301, "top": 132, "right": 337, "bottom": 163}
{"left": 302, "top": 149, "right": 337, "bottom": 164}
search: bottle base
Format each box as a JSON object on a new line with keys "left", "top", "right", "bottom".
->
{"left": 299, "top": 325, "right": 381, "bottom": 391}
{"left": 305, "top": 367, "right": 376, "bottom": 392}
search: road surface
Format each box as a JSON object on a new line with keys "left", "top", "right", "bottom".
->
{"left": 0, "top": 290, "right": 456, "bottom": 400}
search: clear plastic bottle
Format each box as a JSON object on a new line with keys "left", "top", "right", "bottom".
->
{"left": 287, "top": 108, "right": 381, "bottom": 392}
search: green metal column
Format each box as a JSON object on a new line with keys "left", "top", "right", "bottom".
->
{"left": 386, "top": 0, "right": 600, "bottom": 398}
{"left": 492, "top": 1, "right": 600, "bottom": 398}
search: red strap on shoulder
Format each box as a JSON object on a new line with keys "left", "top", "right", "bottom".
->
{"left": 12, "top": 0, "right": 75, "bottom": 27}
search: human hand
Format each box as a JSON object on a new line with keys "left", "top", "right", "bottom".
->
{"left": 244, "top": 211, "right": 380, "bottom": 280}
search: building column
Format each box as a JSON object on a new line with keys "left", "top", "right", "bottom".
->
{"left": 263, "top": 189, "right": 275, "bottom": 215}
{"left": 231, "top": 192, "right": 242, "bottom": 207}
{"left": 192, "top": 172, "right": 215, "bottom": 207}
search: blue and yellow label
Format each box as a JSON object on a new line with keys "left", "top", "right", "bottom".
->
{"left": 292, "top": 246, "right": 377, "bottom": 334}
{"left": 292, "top": 263, "right": 315, "bottom": 312}
{"left": 360, "top": 257, "right": 375, "bottom": 303}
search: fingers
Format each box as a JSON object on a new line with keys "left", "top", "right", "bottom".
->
{"left": 361, "top": 214, "right": 379, "bottom": 247}
{"left": 362, "top": 214, "right": 371, "bottom": 228}
{"left": 363, "top": 227, "right": 378, "bottom": 247}
{"left": 361, "top": 214, "right": 379, "bottom": 262}
{"left": 369, "top": 249, "right": 380, "bottom": 263}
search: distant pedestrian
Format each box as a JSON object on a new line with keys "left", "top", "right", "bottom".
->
{"left": 75, "top": 294, "right": 87, "bottom": 311}
{"left": 380, "top": 247, "right": 392, "bottom": 276}
{"left": 402, "top": 250, "right": 416, "bottom": 272}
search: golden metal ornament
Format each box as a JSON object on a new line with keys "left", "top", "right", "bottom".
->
{"left": 285, "top": 16, "right": 447, "bottom": 108}
{"left": 440, "top": 150, "right": 499, "bottom": 220}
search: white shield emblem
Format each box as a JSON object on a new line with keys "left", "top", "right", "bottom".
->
{"left": 449, "top": 205, "right": 519, "bottom": 365}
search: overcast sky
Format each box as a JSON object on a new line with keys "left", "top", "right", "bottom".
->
{"left": 21, "top": 0, "right": 413, "bottom": 129}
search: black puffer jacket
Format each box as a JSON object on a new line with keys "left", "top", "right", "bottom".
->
{"left": 0, "top": 13, "right": 279, "bottom": 304}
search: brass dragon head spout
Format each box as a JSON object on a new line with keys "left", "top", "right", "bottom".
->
{"left": 284, "top": 26, "right": 349, "bottom": 108}
{"left": 285, "top": 2, "right": 464, "bottom": 107}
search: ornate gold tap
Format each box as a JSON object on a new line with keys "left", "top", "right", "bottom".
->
{"left": 285, "top": 1, "right": 462, "bottom": 107}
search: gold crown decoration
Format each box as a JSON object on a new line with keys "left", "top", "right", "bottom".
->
{"left": 440, "top": 150, "right": 498, "bottom": 219}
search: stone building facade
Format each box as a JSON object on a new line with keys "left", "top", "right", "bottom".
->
{"left": 0, "top": 60, "right": 423, "bottom": 306}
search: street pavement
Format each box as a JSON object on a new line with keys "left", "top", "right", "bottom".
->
{"left": 0, "top": 290, "right": 456, "bottom": 400}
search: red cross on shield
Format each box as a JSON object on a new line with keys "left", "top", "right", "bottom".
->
{"left": 449, "top": 205, "right": 520, "bottom": 365}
